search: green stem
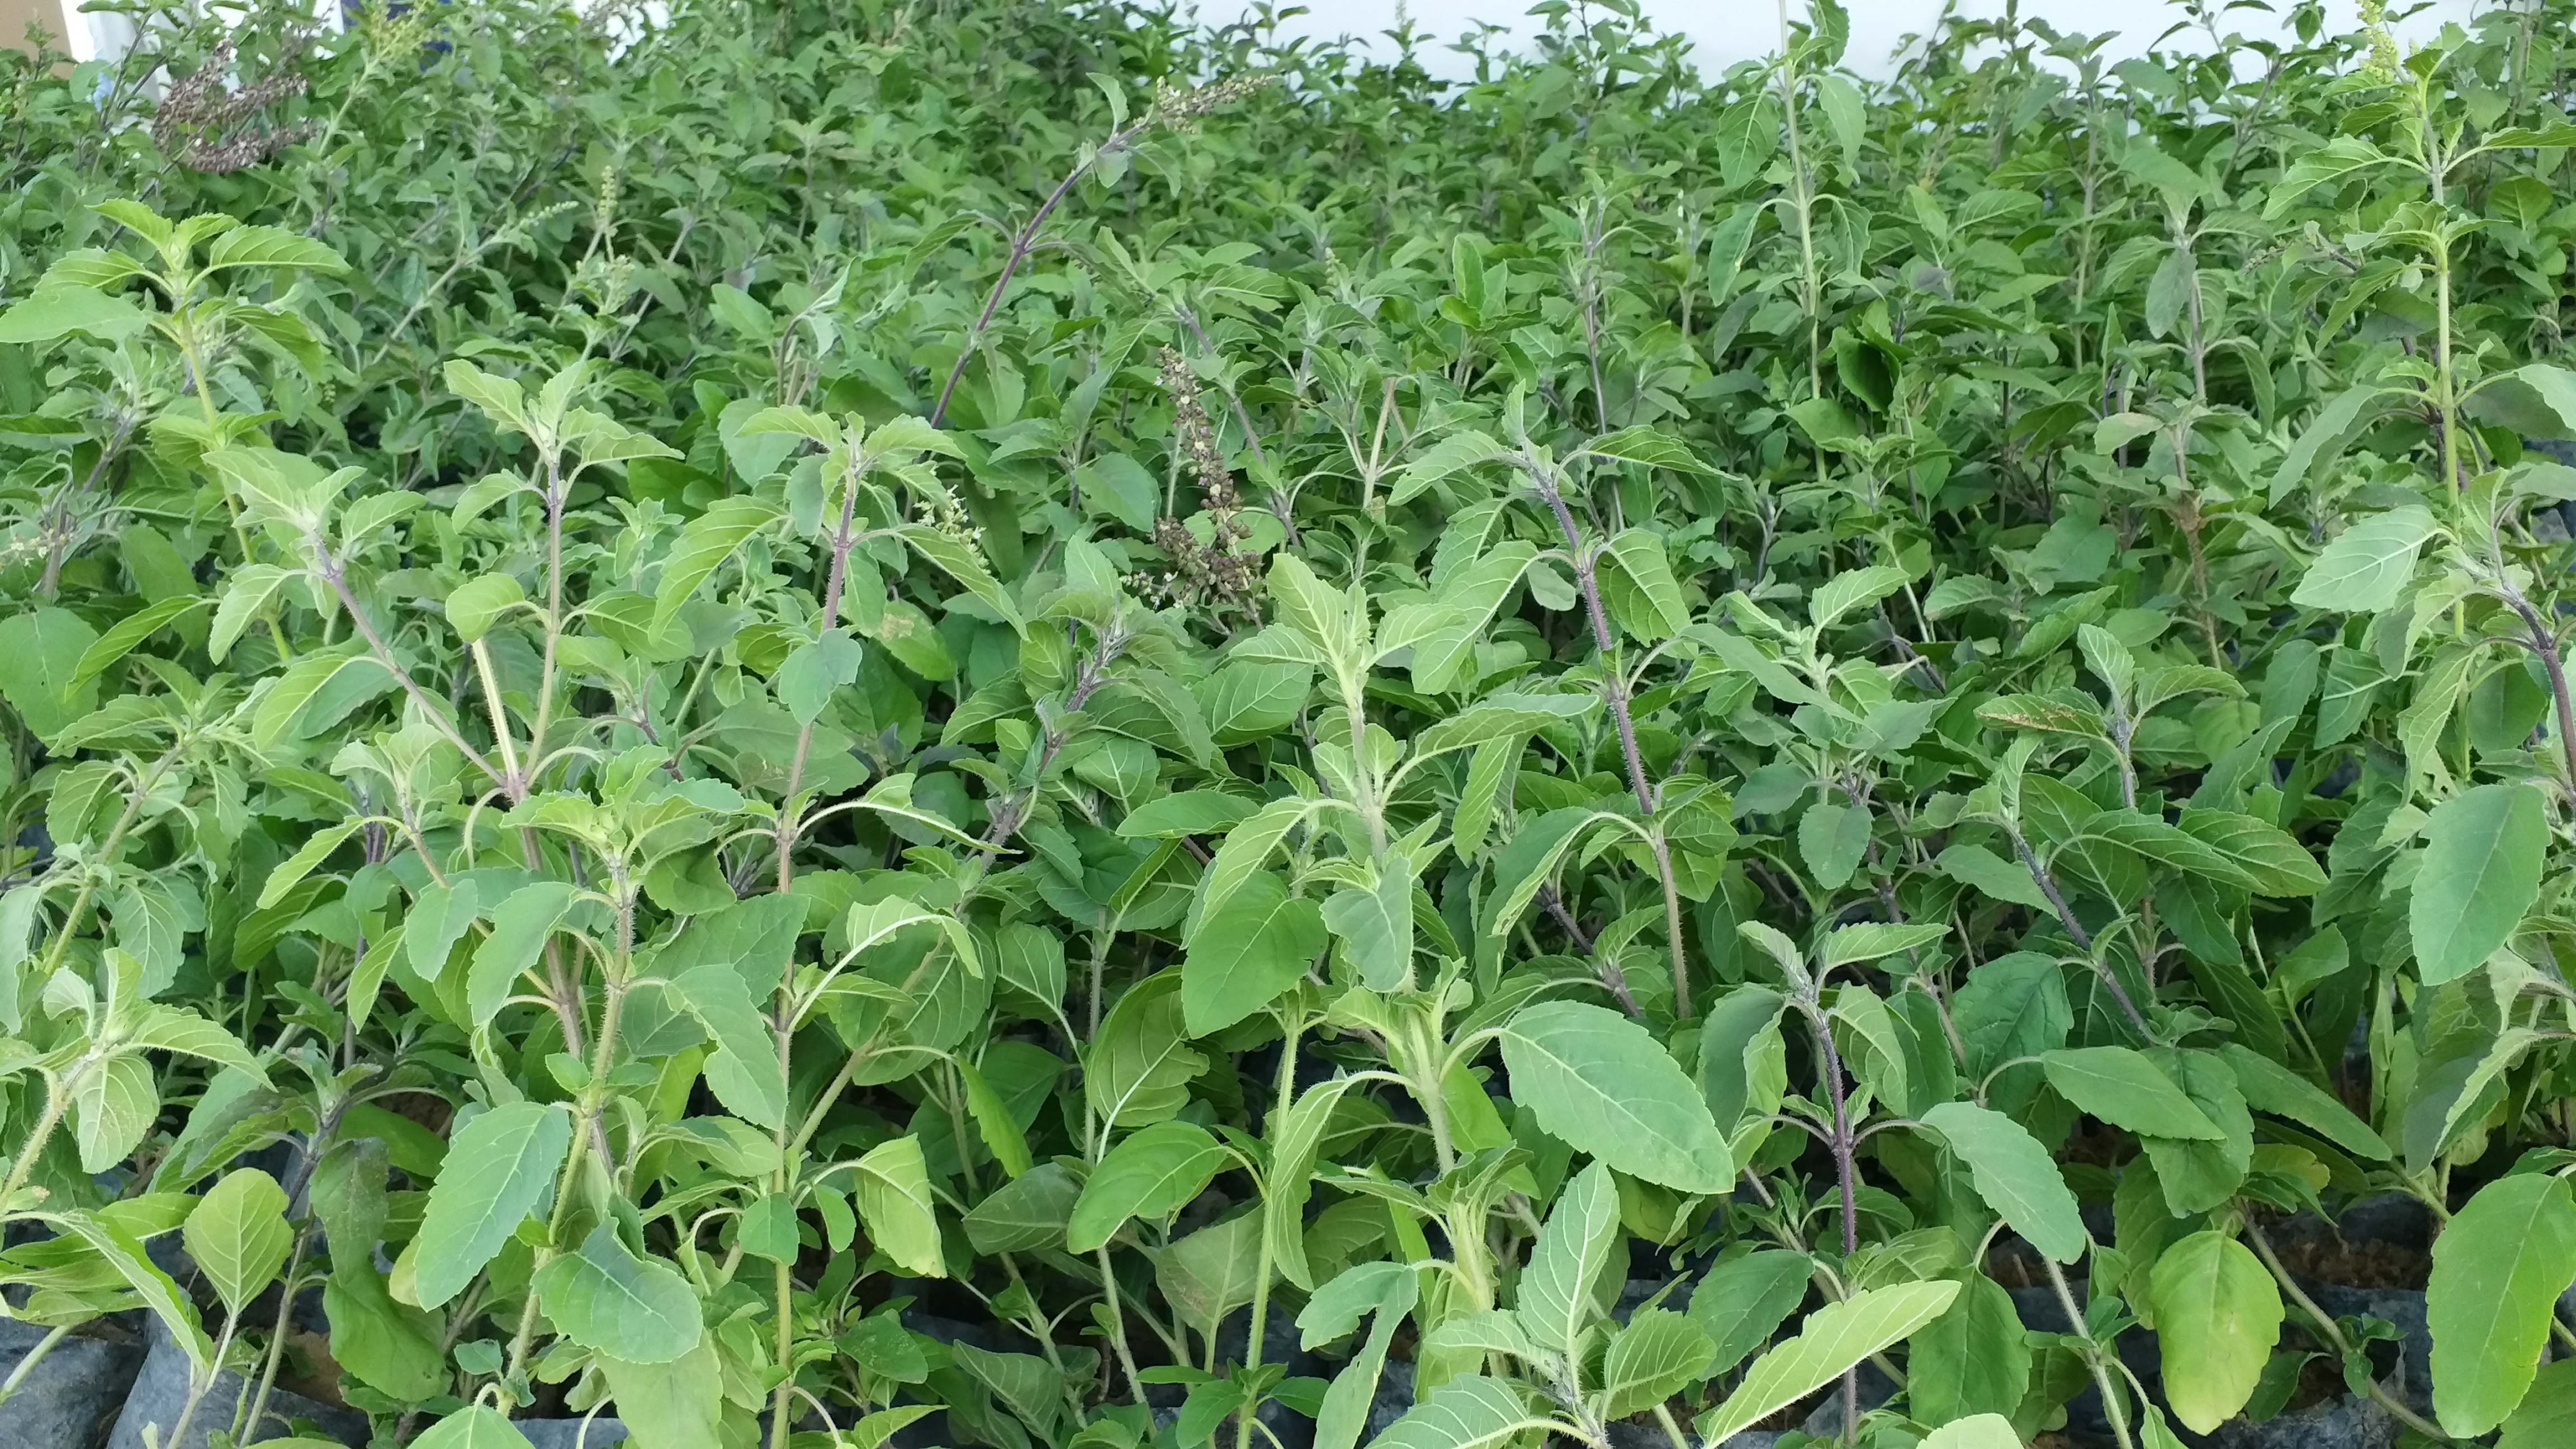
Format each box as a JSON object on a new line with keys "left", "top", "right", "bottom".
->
{"left": 2043, "top": 1256, "right": 2134, "bottom": 1449}
{"left": 236, "top": 1232, "right": 311, "bottom": 1444}
{"left": 166, "top": 1309, "right": 239, "bottom": 1449}
{"left": 0, "top": 1070, "right": 70, "bottom": 1216}
{"left": 0, "top": 1323, "right": 68, "bottom": 1403}
{"left": 32, "top": 750, "right": 177, "bottom": 986}
{"left": 1233, "top": 1015, "right": 1301, "bottom": 1449}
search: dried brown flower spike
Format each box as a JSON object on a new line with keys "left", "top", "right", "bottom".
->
{"left": 152, "top": 36, "right": 313, "bottom": 174}
{"left": 1147, "top": 346, "right": 1258, "bottom": 618}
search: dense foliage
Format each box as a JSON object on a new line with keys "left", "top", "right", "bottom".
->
{"left": 8, "top": 1, "right": 2576, "bottom": 1446}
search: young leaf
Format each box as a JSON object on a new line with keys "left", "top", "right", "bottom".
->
{"left": 1370, "top": 1375, "right": 1553, "bottom": 1449}
{"left": 1517, "top": 1161, "right": 1621, "bottom": 1353}
{"left": 1319, "top": 854, "right": 1414, "bottom": 993}
{"left": 183, "top": 1167, "right": 294, "bottom": 1317}
{"left": 2148, "top": 1230, "right": 2284, "bottom": 1433}
{"left": 1598, "top": 1309, "right": 1717, "bottom": 1418}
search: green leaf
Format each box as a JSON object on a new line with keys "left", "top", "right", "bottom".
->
{"left": 600, "top": 1338, "right": 724, "bottom": 1449}
{"left": 0, "top": 285, "right": 147, "bottom": 343}
{"left": 406, "top": 879, "right": 482, "bottom": 981}
{"left": 1186, "top": 797, "right": 1315, "bottom": 943}
{"left": 2148, "top": 1230, "right": 2284, "bottom": 1433}
{"left": 1597, "top": 529, "right": 1692, "bottom": 641}
{"left": 205, "top": 224, "right": 348, "bottom": 273}
{"left": 73, "top": 1053, "right": 155, "bottom": 1173}
{"left": 1371, "top": 1376, "right": 1552, "bottom": 1449}
{"left": 411, "top": 1407, "right": 539, "bottom": 1449}
{"left": 252, "top": 651, "right": 400, "bottom": 749}
{"left": 957, "top": 1057, "right": 1034, "bottom": 1178}
{"left": 532, "top": 1224, "right": 704, "bottom": 1364}
{"left": 2500, "top": 1358, "right": 2576, "bottom": 1449}
{"left": 1599, "top": 1309, "right": 1717, "bottom": 1418}
{"left": 2290, "top": 505, "right": 2440, "bottom": 613}
{"left": 1067, "top": 1120, "right": 1228, "bottom": 1252}
{"left": 1922, "top": 1415, "right": 2025, "bottom": 1449}
{"left": 849, "top": 1134, "right": 945, "bottom": 1277}
{"left": 1701, "top": 1280, "right": 1962, "bottom": 1443}
{"left": 1821, "top": 921, "right": 1947, "bottom": 968}
{"left": 324, "top": 1261, "right": 447, "bottom": 1402}
{"left": 2218, "top": 1044, "right": 2389, "bottom": 1160}
{"left": 1518, "top": 1161, "right": 1621, "bottom": 1353}
{"left": 1267, "top": 1077, "right": 1364, "bottom": 1291}
{"left": 2467, "top": 362, "right": 2576, "bottom": 440}
{"left": 652, "top": 496, "right": 780, "bottom": 631}
{"left": 1387, "top": 429, "right": 1511, "bottom": 506}
{"left": 1808, "top": 565, "right": 1910, "bottom": 631}
{"left": 1685, "top": 1249, "right": 1811, "bottom": 1376}
{"left": 129, "top": 1005, "right": 269, "bottom": 1082}
{"left": 257, "top": 818, "right": 365, "bottom": 910}
{"left": 669, "top": 962, "right": 788, "bottom": 1130}
{"left": 1395, "top": 543, "right": 1538, "bottom": 692}
{"left": 895, "top": 523, "right": 1021, "bottom": 629}
{"left": 467, "top": 880, "right": 577, "bottom": 1027}
{"left": 1910, "top": 1276, "right": 2032, "bottom": 1425}
{"left": 1498, "top": 1001, "right": 1734, "bottom": 1193}
{"left": 2263, "top": 135, "right": 2389, "bottom": 216}
{"left": 32, "top": 1209, "right": 210, "bottom": 1373}
{"left": 1319, "top": 853, "right": 1414, "bottom": 993}
{"left": 964, "top": 1162, "right": 1082, "bottom": 1254}
{"left": 68, "top": 594, "right": 210, "bottom": 691}
{"left": 1119, "top": 790, "right": 1256, "bottom": 838}
{"left": 1483, "top": 807, "right": 1613, "bottom": 944}
{"left": 1921, "top": 1102, "right": 2085, "bottom": 1263}
{"left": 1181, "top": 870, "right": 1326, "bottom": 1035}
{"left": 2412, "top": 783, "right": 2546, "bottom": 984}
{"left": 1936, "top": 843, "right": 2053, "bottom": 911}
{"left": 1305, "top": 1261, "right": 1420, "bottom": 1449}
{"left": 2042, "top": 1048, "right": 2223, "bottom": 1140}
{"left": 446, "top": 574, "right": 526, "bottom": 643}
{"left": 2270, "top": 382, "right": 2391, "bottom": 504}
{"left": 1406, "top": 693, "right": 1597, "bottom": 763}
{"left": 2428, "top": 1172, "right": 2576, "bottom": 1436}
{"left": 1582, "top": 425, "right": 1718, "bottom": 475}
{"left": 2174, "top": 810, "right": 2327, "bottom": 896}
{"left": 411, "top": 1101, "right": 573, "bottom": 1309}
{"left": 1085, "top": 970, "right": 1206, "bottom": 1129}
{"left": 737, "top": 1194, "right": 799, "bottom": 1263}
{"left": 1798, "top": 800, "right": 1870, "bottom": 890}
{"left": 1158, "top": 1211, "right": 1265, "bottom": 1340}
{"left": 183, "top": 1167, "right": 293, "bottom": 1317}
{"left": 0, "top": 606, "right": 102, "bottom": 741}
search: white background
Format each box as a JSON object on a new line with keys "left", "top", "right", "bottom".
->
{"left": 1210, "top": 0, "right": 2493, "bottom": 80}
